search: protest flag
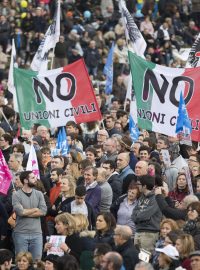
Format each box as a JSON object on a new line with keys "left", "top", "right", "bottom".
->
{"left": 128, "top": 51, "right": 200, "bottom": 141}
{"left": 26, "top": 144, "right": 40, "bottom": 179}
{"left": 185, "top": 33, "right": 200, "bottom": 68}
{"left": 55, "top": 127, "right": 69, "bottom": 156}
{"left": 31, "top": 0, "right": 60, "bottom": 72}
{"left": 0, "top": 150, "right": 12, "bottom": 195}
{"left": 103, "top": 42, "right": 114, "bottom": 95}
{"left": 129, "top": 114, "right": 140, "bottom": 143}
{"left": 14, "top": 58, "right": 102, "bottom": 130}
{"left": 8, "top": 39, "right": 18, "bottom": 112}
{"left": 119, "top": 0, "right": 146, "bottom": 57}
{"left": 176, "top": 91, "right": 192, "bottom": 134}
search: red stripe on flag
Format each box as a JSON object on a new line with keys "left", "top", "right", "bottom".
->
{"left": 62, "top": 59, "right": 102, "bottom": 124}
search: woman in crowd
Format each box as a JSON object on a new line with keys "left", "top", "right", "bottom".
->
{"left": 168, "top": 173, "right": 189, "bottom": 208}
{"left": 183, "top": 201, "right": 200, "bottom": 249}
{"left": 175, "top": 234, "right": 195, "bottom": 270}
{"left": 49, "top": 175, "right": 75, "bottom": 216}
{"left": 152, "top": 219, "right": 179, "bottom": 267}
{"left": 110, "top": 182, "right": 140, "bottom": 235}
{"left": 44, "top": 254, "right": 59, "bottom": 270}
{"left": 94, "top": 212, "right": 116, "bottom": 249}
{"left": 155, "top": 244, "right": 180, "bottom": 270}
{"left": 65, "top": 149, "right": 83, "bottom": 180}
{"left": 44, "top": 213, "right": 82, "bottom": 261}
{"left": 56, "top": 254, "right": 79, "bottom": 270}
{"left": 14, "top": 252, "right": 34, "bottom": 270}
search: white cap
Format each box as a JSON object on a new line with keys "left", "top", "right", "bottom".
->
{"left": 155, "top": 245, "right": 179, "bottom": 260}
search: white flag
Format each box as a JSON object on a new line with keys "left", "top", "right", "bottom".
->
{"left": 26, "top": 144, "right": 40, "bottom": 179}
{"left": 8, "top": 39, "right": 18, "bottom": 112}
{"left": 31, "top": 0, "right": 60, "bottom": 72}
{"left": 185, "top": 33, "right": 200, "bottom": 68}
{"left": 119, "top": 0, "right": 146, "bottom": 57}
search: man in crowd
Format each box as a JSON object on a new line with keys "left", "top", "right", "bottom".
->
{"left": 84, "top": 166, "right": 101, "bottom": 215}
{"left": 117, "top": 152, "right": 135, "bottom": 194}
{"left": 101, "top": 252, "right": 123, "bottom": 270}
{"left": 132, "top": 175, "right": 162, "bottom": 253}
{"left": 114, "top": 225, "right": 139, "bottom": 270}
{"left": 102, "top": 160, "right": 122, "bottom": 202}
{"left": 12, "top": 171, "right": 47, "bottom": 261}
{"left": 97, "top": 167, "right": 113, "bottom": 212}
{"left": 0, "top": 249, "right": 13, "bottom": 270}
{"left": 190, "top": 250, "right": 200, "bottom": 270}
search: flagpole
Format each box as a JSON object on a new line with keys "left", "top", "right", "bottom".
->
{"left": 50, "top": 47, "right": 56, "bottom": 70}
{"left": 0, "top": 108, "right": 13, "bottom": 131}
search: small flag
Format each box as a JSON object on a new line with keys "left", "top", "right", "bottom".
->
{"left": 129, "top": 115, "right": 140, "bottom": 143}
{"left": 185, "top": 33, "right": 200, "bottom": 68}
{"left": 119, "top": 0, "right": 146, "bottom": 57}
{"left": 31, "top": 0, "right": 60, "bottom": 72}
{"left": 8, "top": 39, "right": 18, "bottom": 112}
{"left": 56, "top": 127, "right": 69, "bottom": 156}
{"left": 0, "top": 150, "right": 12, "bottom": 195}
{"left": 103, "top": 42, "right": 114, "bottom": 95}
{"left": 26, "top": 144, "right": 40, "bottom": 179}
{"left": 176, "top": 91, "right": 192, "bottom": 134}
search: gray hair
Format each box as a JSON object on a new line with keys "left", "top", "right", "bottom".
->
{"left": 183, "top": 195, "right": 199, "bottom": 208}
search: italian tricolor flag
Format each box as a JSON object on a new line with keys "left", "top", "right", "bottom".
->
{"left": 14, "top": 59, "right": 102, "bottom": 130}
{"left": 129, "top": 51, "right": 200, "bottom": 141}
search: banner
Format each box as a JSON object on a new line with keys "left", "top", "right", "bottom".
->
{"left": 14, "top": 59, "right": 102, "bottom": 129}
{"left": 31, "top": 0, "right": 60, "bottom": 72}
{"left": 26, "top": 144, "right": 40, "bottom": 179}
{"left": 0, "top": 150, "right": 12, "bottom": 195}
{"left": 119, "top": 0, "right": 146, "bottom": 57}
{"left": 185, "top": 33, "right": 200, "bottom": 68}
{"left": 8, "top": 39, "right": 18, "bottom": 112}
{"left": 129, "top": 51, "right": 200, "bottom": 141}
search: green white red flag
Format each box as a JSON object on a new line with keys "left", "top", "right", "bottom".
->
{"left": 14, "top": 59, "right": 102, "bottom": 130}
{"left": 129, "top": 51, "right": 200, "bottom": 141}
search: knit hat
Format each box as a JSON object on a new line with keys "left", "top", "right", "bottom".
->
{"left": 189, "top": 250, "right": 200, "bottom": 258}
{"left": 119, "top": 135, "right": 132, "bottom": 150}
{"left": 156, "top": 245, "right": 179, "bottom": 260}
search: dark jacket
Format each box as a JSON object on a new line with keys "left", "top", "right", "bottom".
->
{"left": 155, "top": 194, "right": 187, "bottom": 220}
{"left": 48, "top": 196, "right": 74, "bottom": 216}
{"left": 115, "top": 239, "right": 139, "bottom": 270}
{"left": 107, "top": 173, "right": 122, "bottom": 202}
{"left": 132, "top": 191, "right": 162, "bottom": 232}
{"left": 61, "top": 200, "right": 96, "bottom": 230}
{"left": 86, "top": 182, "right": 101, "bottom": 216}
{"left": 183, "top": 220, "right": 200, "bottom": 250}
{"left": 94, "top": 229, "right": 115, "bottom": 249}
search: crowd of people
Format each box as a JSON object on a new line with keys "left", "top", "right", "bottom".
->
{"left": 0, "top": 0, "right": 200, "bottom": 270}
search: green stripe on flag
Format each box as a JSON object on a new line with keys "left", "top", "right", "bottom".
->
{"left": 128, "top": 51, "right": 156, "bottom": 131}
{"left": 14, "top": 68, "right": 50, "bottom": 129}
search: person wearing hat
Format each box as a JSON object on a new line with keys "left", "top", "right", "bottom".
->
{"left": 44, "top": 254, "right": 59, "bottom": 270}
{"left": 189, "top": 251, "right": 200, "bottom": 270}
{"left": 155, "top": 244, "right": 180, "bottom": 270}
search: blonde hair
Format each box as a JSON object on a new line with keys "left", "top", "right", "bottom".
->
{"left": 61, "top": 174, "right": 75, "bottom": 197}
{"left": 16, "top": 251, "right": 33, "bottom": 265}
{"left": 177, "top": 234, "right": 195, "bottom": 258}
{"left": 160, "top": 218, "right": 179, "bottom": 231}
{"left": 72, "top": 213, "right": 89, "bottom": 232}
{"left": 55, "top": 213, "right": 76, "bottom": 236}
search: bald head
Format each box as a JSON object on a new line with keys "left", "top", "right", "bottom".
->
{"left": 102, "top": 252, "right": 123, "bottom": 270}
{"left": 135, "top": 160, "right": 148, "bottom": 176}
{"left": 117, "top": 152, "right": 130, "bottom": 170}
